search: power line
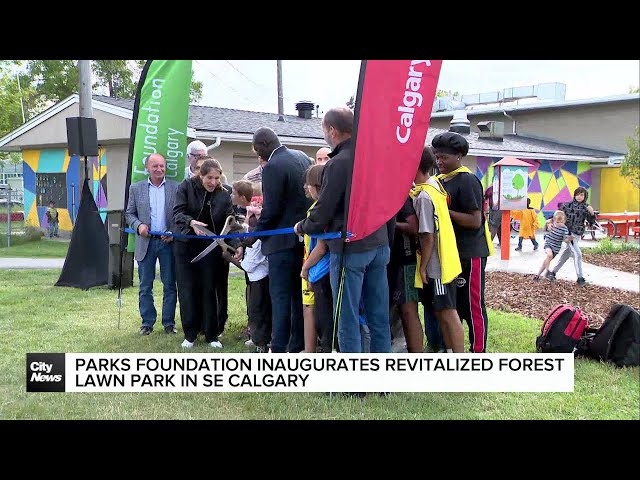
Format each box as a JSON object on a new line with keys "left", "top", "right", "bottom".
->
{"left": 222, "top": 60, "right": 299, "bottom": 107}
{"left": 194, "top": 60, "right": 263, "bottom": 106}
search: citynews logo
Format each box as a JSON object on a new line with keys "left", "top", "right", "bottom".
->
{"left": 26, "top": 353, "right": 65, "bottom": 392}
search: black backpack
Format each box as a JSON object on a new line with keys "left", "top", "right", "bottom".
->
{"left": 536, "top": 304, "right": 589, "bottom": 353}
{"left": 580, "top": 304, "right": 640, "bottom": 368}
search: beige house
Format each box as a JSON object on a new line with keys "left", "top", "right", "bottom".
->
{"left": 0, "top": 93, "right": 630, "bottom": 234}
{"left": 429, "top": 93, "right": 639, "bottom": 154}
{"left": 430, "top": 93, "right": 640, "bottom": 213}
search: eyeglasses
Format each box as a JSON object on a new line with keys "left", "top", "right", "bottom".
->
{"left": 189, "top": 153, "right": 206, "bottom": 159}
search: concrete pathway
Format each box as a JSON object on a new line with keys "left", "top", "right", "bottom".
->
{"left": 1, "top": 234, "right": 638, "bottom": 292}
{"left": 486, "top": 234, "right": 639, "bottom": 293}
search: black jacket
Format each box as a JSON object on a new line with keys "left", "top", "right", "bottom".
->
{"left": 173, "top": 177, "right": 239, "bottom": 248}
{"left": 251, "top": 145, "right": 312, "bottom": 255}
{"left": 298, "top": 138, "right": 388, "bottom": 254}
{"left": 561, "top": 200, "right": 595, "bottom": 236}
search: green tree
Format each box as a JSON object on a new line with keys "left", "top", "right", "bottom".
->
{"left": 27, "top": 60, "right": 79, "bottom": 104}
{"left": 512, "top": 173, "right": 525, "bottom": 195}
{"left": 0, "top": 61, "right": 38, "bottom": 138}
{"left": 621, "top": 126, "right": 639, "bottom": 189}
{"left": 0, "top": 151, "right": 22, "bottom": 172}
{"left": 26, "top": 60, "right": 203, "bottom": 104}
{"left": 92, "top": 60, "right": 140, "bottom": 98}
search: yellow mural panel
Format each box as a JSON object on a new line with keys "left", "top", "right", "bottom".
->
{"left": 561, "top": 170, "right": 579, "bottom": 196}
{"left": 58, "top": 209, "right": 73, "bottom": 231}
{"left": 25, "top": 200, "right": 40, "bottom": 227}
{"left": 22, "top": 150, "right": 40, "bottom": 172}
{"left": 600, "top": 167, "right": 640, "bottom": 213}
{"left": 528, "top": 192, "right": 543, "bottom": 210}
{"left": 543, "top": 176, "right": 559, "bottom": 206}
{"left": 63, "top": 151, "right": 71, "bottom": 172}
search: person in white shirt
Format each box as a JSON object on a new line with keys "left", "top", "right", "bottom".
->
{"left": 240, "top": 239, "right": 271, "bottom": 353}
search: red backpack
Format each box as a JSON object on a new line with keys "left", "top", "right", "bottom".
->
{"left": 536, "top": 304, "right": 590, "bottom": 353}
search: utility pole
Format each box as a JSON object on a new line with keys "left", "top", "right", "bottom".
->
{"left": 78, "top": 60, "right": 94, "bottom": 193}
{"left": 277, "top": 60, "right": 284, "bottom": 122}
{"left": 78, "top": 60, "right": 93, "bottom": 117}
{"left": 16, "top": 73, "right": 26, "bottom": 123}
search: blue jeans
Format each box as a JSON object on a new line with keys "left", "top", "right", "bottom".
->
{"left": 330, "top": 245, "right": 391, "bottom": 353}
{"left": 268, "top": 244, "right": 304, "bottom": 353}
{"left": 138, "top": 238, "right": 177, "bottom": 328}
{"left": 48, "top": 221, "right": 58, "bottom": 237}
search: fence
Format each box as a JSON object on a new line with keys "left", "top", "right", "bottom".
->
{"left": 0, "top": 185, "right": 28, "bottom": 247}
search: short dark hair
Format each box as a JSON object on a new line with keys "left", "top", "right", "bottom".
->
{"left": 252, "top": 127, "right": 281, "bottom": 159}
{"left": 418, "top": 146, "right": 435, "bottom": 174}
{"left": 322, "top": 107, "right": 353, "bottom": 135}
{"left": 573, "top": 187, "right": 588, "bottom": 202}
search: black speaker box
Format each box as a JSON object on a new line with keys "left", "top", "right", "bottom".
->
{"left": 66, "top": 117, "right": 99, "bottom": 156}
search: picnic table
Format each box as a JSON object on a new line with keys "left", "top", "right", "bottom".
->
{"left": 598, "top": 212, "right": 640, "bottom": 242}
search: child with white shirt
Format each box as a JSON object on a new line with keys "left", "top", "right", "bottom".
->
{"left": 240, "top": 239, "right": 271, "bottom": 353}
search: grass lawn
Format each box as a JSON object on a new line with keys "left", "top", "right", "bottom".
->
{"left": 0, "top": 269, "right": 638, "bottom": 420}
{"left": 0, "top": 239, "right": 68, "bottom": 257}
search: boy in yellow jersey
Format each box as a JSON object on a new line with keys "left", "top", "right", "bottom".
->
{"left": 300, "top": 164, "right": 334, "bottom": 352}
{"left": 411, "top": 146, "right": 465, "bottom": 353}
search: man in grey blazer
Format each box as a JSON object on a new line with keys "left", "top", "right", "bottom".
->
{"left": 125, "top": 153, "right": 179, "bottom": 335}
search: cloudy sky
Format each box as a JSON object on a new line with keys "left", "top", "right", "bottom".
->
{"left": 193, "top": 60, "right": 639, "bottom": 115}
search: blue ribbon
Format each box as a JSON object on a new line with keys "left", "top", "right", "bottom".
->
{"left": 123, "top": 227, "right": 350, "bottom": 241}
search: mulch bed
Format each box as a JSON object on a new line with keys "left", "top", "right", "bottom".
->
{"left": 486, "top": 271, "right": 640, "bottom": 327}
{"left": 582, "top": 250, "right": 640, "bottom": 275}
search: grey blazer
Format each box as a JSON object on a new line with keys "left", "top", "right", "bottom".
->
{"left": 125, "top": 178, "right": 179, "bottom": 261}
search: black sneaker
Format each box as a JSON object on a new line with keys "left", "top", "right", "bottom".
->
{"left": 545, "top": 271, "right": 556, "bottom": 281}
{"left": 577, "top": 277, "right": 587, "bottom": 287}
{"left": 139, "top": 326, "right": 153, "bottom": 336}
{"left": 534, "top": 244, "right": 539, "bottom": 250}
{"left": 164, "top": 325, "right": 177, "bottom": 334}
{"left": 515, "top": 246, "right": 522, "bottom": 251}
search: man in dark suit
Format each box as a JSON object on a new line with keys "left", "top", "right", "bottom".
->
{"left": 238, "top": 127, "right": 312, "bottom": 352}
{"left": 125, "top": 153, "right": 179, "bottom": 336}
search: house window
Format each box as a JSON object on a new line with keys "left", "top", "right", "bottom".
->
{"left": 36, "top": 173, "right": 67, "bottom": 208}
{"left": 232, "top": 154, "right": 259, "bottom": 182}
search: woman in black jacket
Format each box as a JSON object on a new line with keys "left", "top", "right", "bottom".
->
{"left": 174, "top": 158, "right": 238, "bottom": 348}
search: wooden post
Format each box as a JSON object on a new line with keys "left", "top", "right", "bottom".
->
{"left": 501, "top": 210, "right": 511, "bottom": 260}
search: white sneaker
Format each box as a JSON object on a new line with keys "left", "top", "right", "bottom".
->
{"left": 210, "top": 340, "right": 223, "bottom": 349}
{"left": 181, "top": 339, "right": 194, "bottom": 348}
{"left": 244, "top": 339, "right": 255, "bottom": 347}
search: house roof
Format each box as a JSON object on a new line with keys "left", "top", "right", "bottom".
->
{"left": 431, "top": 93, "right": 640, "bottom": 118}
{"left": 95, "top": 96, "right": 325, "bottom": 139}
{"left": 426, "top": 128, "right": 618, "bottom": 161}
{"left": 0, "top": 94, "right": 621, "bottom": 162}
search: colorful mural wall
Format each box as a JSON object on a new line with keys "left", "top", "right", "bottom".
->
{"left": 22, "top": 148, "right": 107, "bottom": 232}
{"left": 476, "top": 157, "right": 592, "bottom": 225}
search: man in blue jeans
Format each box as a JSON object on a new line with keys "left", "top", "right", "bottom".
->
{"left": 125, "top": 153, "right": 179, "bottom": 336}
{"left": 238, "top": 127, "right": 312, "bottom": 353}
{"left": 295, "top": 107, "right": 391, "bottom": 353}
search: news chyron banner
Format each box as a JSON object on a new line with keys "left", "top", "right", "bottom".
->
{"left": 27, "top": 353, "right": 574, "bottom": 393}
{"left": 125, "top": 60, "right": 192, "bottom": 252}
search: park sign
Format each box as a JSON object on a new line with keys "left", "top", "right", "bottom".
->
{"left": 492, "top": 157, "right": 531, "bottom": 211}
